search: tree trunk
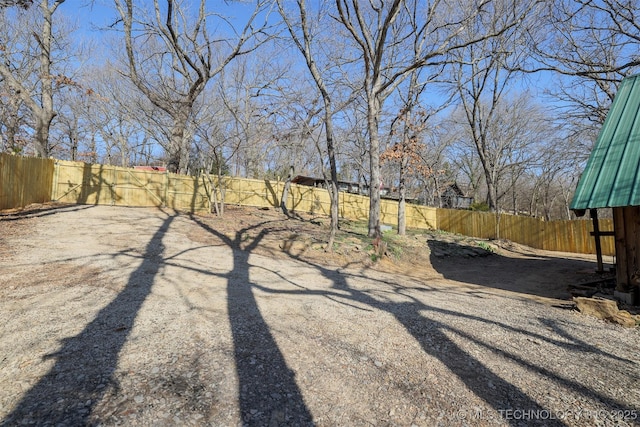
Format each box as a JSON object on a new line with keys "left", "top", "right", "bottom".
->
{"left": 529, "top": 183, "right": 539, "bottom": 217}
{"left": 33, "top": 113, "right": 54, "bottom": 157}
{"left": 0, "top": 0, "right": 62, "bottom": 157}
{"left": 480, "top": 157, "right": 498, "bottom": 212}
{"left": 398, "top": 154, "right": 407, "bottom": 235}
{"left": 324, "top": 106, "right": 340, "bottom": 250}
{"left": 367, "top": 95, "right": 382, "bottom": 238}
{"left": 118, "top": 135, "right": 128, "bottom": 167}
{"left": 168, "top": 110, "right": 190, "bottom": 174}
{"left": 281, "top": 166, "right": 293, "bottom": 217}
{"left": 218, "top": 170, "right": 226, "bottom": 216}
{"left": 35, "top": 0, "right": 59, "bottom": 158}
{"left": 278, "top": 0, "right": 342, "bottom": 251}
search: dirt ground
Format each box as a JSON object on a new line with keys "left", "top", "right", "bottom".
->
{"left": 0, "top": 203, "right": 638, "bottom": 426}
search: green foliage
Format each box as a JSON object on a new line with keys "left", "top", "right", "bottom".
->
{"left": 337, "top": 220, "right": 402, "bottom": 261}
{"left": 477, "top": 241, "right": 495, "bottom": 253}
{"left": 385, "top": 243, "right": 403, "bottom": 258}
{"left": 470, "top": 201, "right": 490, "bottom": 212}
{"left": 209, "top": 158, "right": 230, "bottom": 175}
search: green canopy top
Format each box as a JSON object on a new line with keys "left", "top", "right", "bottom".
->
{"left": 571, "top": 73, "right": 640, "bottom": 212}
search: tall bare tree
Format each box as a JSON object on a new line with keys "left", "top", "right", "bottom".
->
{"left": 447, "top": 0, "right": 544, "bottom": 211}
{"left": 384, "top": 49, "right": 453, "bottom": 234}
{"left": 447, "top": 94, "right": 549, "bottom": 212}
{"left": 518, "top": 0, "right": 640, "bottom": 150}
{"left": 192, "top": 91, "right": 233, "bottom": 216}
{"left": 382, "top": 106, "right": 437, "bottom": 234}
{"left": 271, "top": 76, "right": 327, "bottom": 179}
{"left": 0, "top": 0, "right": 66, "bottom": 157}
{"left": 113, "top": 0, "right": 272, "bottom": 174}
{"left": 278, "top": 0, "right": 346, "bottom": 249}
{"left": 215, "top": 54, "right": 285, "bottom": 179}
{"left": 0, "top": 83, "right": 29, "bottom": 154}
{"left": 334, "top": 0, "right": 533, "bottom": 237}
{"left": 81, "top": 64, "right": 157, "bottom": 166}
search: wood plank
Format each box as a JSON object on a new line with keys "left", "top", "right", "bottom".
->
{"left": 625, "top": 207, "right": 640, "bottom": 290}
{"left": 614, "top": 207, "right": 628, "bottom": 291}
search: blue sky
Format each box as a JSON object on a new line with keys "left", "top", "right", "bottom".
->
{"left": 65, "top": 1, "right": 116, "bottom": 32}
{"left": 64, "top": 1, "right": 266, "bottom": 34}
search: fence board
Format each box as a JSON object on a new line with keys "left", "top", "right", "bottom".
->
{"left": 54, "top": 161, "right": 160, "bottom": 207}
{"left": 0, "top": 153, "right": 54, "bottom": 210}
{"left": 340, "top": 192, "right": 369, "bottom": 220}
{"left": 406, "top": 204, "right": 438, "bottom": 230}
{"left": 437, "top": 209, "right": 497, "bottom": 239}
{"left": 166, "top": 174, "right": 210, "bottom": 212}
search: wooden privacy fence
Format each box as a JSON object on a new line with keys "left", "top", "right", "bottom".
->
{"left": 52, "top": 160, "right": 210, "bottom": 211}
{"left": 1, "top": 156, "right": 611, "bottom": 256}
{"left": 436, "top": 208, "right": 615, "bottom": 256}
{"left": 280, "top": 182, "right": 437, "bottom": 229}
{"left": 51, "top": 160, "right": 438, "bottom": 229}
{"left": 0, "top": 153, "right": 54, "bottom": 210}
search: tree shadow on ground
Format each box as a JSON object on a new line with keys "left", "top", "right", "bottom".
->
{"left": 262, "top": 250, "right": 635, "bottom": 426}
{"left": 0, "top": 203, "right": 92, "bottom": 220}
{"left": 1, "top": 211, "right": 177, "bottom": 426}
{"left": 427, "top": 240, "right": 607, "bottom": 301}
{"left": 191, "top": 216, "right": 314, "bottom": 426}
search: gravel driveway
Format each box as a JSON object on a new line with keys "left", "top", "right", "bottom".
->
{"left": 0, "top": 205, "right": 638, "bottom": 426}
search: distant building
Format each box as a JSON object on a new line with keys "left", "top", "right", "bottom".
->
{"left": 291, "top": 175, "right": 390, "bottom": 196}
{"left": 134, "top": 165, "right": 167, "bottom": 172}
{"left": 379, "top": 192, "right": 420, "bottom": 204}
{"left": 440, "top": 183, "right": 473, "bottom": 209}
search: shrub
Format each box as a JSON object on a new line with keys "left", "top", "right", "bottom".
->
{"left": 470, "top": 201, "right": 490, "bottom": 212}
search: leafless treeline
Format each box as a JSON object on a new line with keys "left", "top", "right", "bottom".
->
{"left": 0, "top": 0, "right": 638, "bottom": 226}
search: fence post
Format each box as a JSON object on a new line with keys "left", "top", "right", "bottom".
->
{"left": 163, "top": 171, "right": 169, "bottom": 208}
{"left": 111, "top": 165, "right": 116, "bottom": 206}
{"left": 52, "top": 160, "right": 59, "bottom": 201}
{"left": 590, "top": 208, "right": 605, "bottom": 273}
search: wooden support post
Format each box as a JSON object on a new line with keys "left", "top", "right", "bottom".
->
{"left": 613, "top": 207, "right": 629, "bottom": 292}
{"left": 52, "top": 160, "right": 59, "bottom": 201}
{"left": 163, "top": 171, "right": 169, "bottom": 208}
{"left": 590, "top": 208, "right": 604, "bottom": 273}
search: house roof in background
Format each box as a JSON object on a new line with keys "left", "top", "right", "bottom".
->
{"left": 441, "top": 182, "right": 468, "bottom": 197}
{"left": 571, "top": 73, "right": 640, "bottom": 211}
